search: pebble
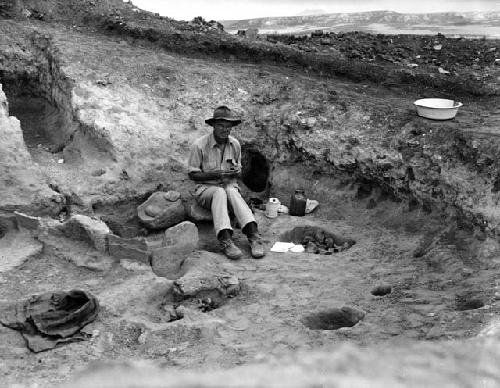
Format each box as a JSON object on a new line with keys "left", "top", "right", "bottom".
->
{"left": 91, "top": 168, "right": 106, "bottom": 177}
{"left": 137, "top": 331, "right": 148, "bottom": 345}
{"left": 426, "top": 326, "right": 444, "bottom": 339}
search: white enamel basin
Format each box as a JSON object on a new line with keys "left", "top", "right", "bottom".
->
{"left": 414, "top": 98, "right": 463, "bottom": 120}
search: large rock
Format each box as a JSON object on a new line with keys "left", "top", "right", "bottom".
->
{"left": 151, "top": 221, "right": 199, "bottom": 279}
{"left": 137, "top": 191, "right": 186, "bottom": 230}
{"left": 172, "top": 251, "right": 240, "bottom": 303}
{"left": 108, "top": 234, "right": 150, "bottom": 264}
{"left": 163, "top": 221, "right": 199, "bottom": 247}
{"left": 63, "top": 215, "right": 110, "bottom": 253}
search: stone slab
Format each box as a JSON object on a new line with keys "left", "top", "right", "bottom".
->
{"left": 108, "top": 234, "right": 150, "bottom": 264}
{"left": 63, "top": 215, "right": 110, "bottom": 253}
{"left": 14, "top": 211, "right": 42, "bottom": 231}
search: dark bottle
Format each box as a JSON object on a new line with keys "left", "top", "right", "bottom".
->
{"left": 289, "top": 189, "right": 307, "bottom": 216}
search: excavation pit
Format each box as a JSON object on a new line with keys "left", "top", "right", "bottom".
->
{"left": 302, "top": 307, "right": 365, "bottom": 330}
{"left": 455, "top": 293, "right": 486, "bottom": 311}
{"left": 280, "top": 226, "right": 355, "bottom": 254}
{"left": 7, "top": 95, "right": 68, "bottom": 156}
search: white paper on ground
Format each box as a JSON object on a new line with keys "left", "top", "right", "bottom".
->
{"left": 290, "top": 244, "right": 305, "bottom": 253}
{"left": 270, "top": 242, "right": 305, "bottom": 253}
{"left": 270, "top": 242, "right": 295, "bottom": 253}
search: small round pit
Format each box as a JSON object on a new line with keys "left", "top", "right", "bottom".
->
{"left": 371, "top": 284, "right": 392, "bottom": 296}
{"left": 302, "top": 307, "right": 365, "bottom": 330}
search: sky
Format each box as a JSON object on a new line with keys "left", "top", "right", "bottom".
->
{"left": 129, "top": 0, "right": 500, "bottom": 21}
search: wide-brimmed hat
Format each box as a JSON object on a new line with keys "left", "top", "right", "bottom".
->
{"left": 205, "top": 105, "right": 242, "bottom": 127}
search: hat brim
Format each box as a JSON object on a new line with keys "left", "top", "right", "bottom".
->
{"left": 205, "top": 117, "right": 242, "bottom": 126}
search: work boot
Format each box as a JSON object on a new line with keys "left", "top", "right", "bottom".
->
{"left": 220, "top": 238, "right": 243, "bottom": 260}
{"left": 248, "top": 234, "right": 265, "bottom": 259}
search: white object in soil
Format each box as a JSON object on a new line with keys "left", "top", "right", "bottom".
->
{"left": 270, "top": 242, "right": 304, "bottom": 253}
{"left": 278, "top": 204, "right": 289, "bottom": 214}
{"left": 290, "top": 244, "right": 305, "bottom": 253}
{"left": 265, "top": 198, "right": 280, "bottom": 219}
{"left": 414, "top": 98, "right": 463, "bottom": 120}
{"left": 305, "top": 199, "right": 319, "bottom": 214}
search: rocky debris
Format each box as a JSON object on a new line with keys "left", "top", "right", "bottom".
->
{"left": 151, "top": 221, "right": 199, "bottom": 279}
{"left": 266, "top": 31, "right": 499, "bottom": 86}
{"left": 63, "top": 215, "right": 110, "bottom": 254}
{"left": 189, "top": 16, "right": 224, "bottom": 32}
{"left": 302, "top": 306, "right": 366, "bottom": 330}
{"left": 137, "top": 191, "right": 186, "bottom": 230}
{"left": 281, "top": 225, "right": 355, "bottom": 255}
{"left": 107, "top": 234, "right": 150, "bottom": 264}
{"left": 172, "top": 251, "right": 240, "bottom": 305}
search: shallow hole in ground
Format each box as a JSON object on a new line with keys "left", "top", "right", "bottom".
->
{"left": 371, "top": 284, "right": 392, "bottom": 296}
{"left": 455, "top": 293, "right": 485, "bottom": 311}
{"left": 241, "top": 146, "right": 270, "bottom": 193}
{"left": 302, "top": 307, "right": 365, "bottom": 330}
{"left": 92, "top": 195, "right": 153, "bottom": 238}
{"left": 280, "top": 225, "right": 355, "bottom": 254}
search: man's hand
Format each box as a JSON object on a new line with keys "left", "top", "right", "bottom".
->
{"left": 221, "top": 168, "right": 241, "bottom": 178}
{"left": 221, "top": 168, "right": 241, "bottom": 184}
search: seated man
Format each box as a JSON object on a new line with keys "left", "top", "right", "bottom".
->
{"left": 188, "top": 106, "right": 265, "bottom": 260}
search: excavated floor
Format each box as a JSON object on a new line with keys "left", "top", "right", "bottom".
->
{"left": 0, "top": 197, "right": 499, "bottom": 386}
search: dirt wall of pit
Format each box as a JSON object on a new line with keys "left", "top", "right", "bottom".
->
{"left": 0, "top": 16, "right": 499, "bottom": 239}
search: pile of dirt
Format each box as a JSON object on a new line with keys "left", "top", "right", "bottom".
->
{"left": 2, "top": 0, "right": 498, "bottom": 96}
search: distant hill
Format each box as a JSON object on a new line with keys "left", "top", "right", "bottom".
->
{"left": 296, "top": 9, "right": 327, "bottom": 16}
{"left": 221, "top": 11, "right": 500, "bottom": 38}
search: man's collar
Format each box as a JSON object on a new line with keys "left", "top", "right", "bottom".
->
{"left": 209, "top": 132, "right": 234, "bottom": 148}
